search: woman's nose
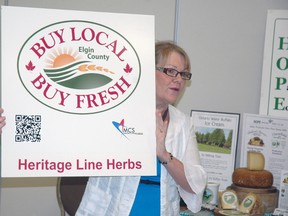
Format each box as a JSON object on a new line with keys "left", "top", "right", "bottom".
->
{"left": 174, "top": 73, "right": 183, "bottom": 82}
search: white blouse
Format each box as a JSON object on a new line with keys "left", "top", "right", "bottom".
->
{"left": 76, "top": 105, "right": 207, "bottom": 216}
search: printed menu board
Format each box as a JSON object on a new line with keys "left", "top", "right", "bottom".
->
{"left": 241, "top": 113, "right": 288, "bottom": 189}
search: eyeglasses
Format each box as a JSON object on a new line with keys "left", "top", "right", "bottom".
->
{"left": 156, "top": 67, "right": 192, "bottom": 80}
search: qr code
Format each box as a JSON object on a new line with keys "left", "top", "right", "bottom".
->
{"left": 15, "top": 115, "right": 41, "bottom": 142}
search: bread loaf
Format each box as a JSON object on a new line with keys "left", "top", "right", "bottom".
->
{"left": 232, "top": 168, "right": 273, "bottom": 188}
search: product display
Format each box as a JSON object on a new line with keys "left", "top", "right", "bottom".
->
{"left": 238, "top": 193, "right": 257, "bottom": 214}
{"left": 228, "top": 184, "right": 278, "bottom": 214}
{"left": 216, "top": 190, "right": 266, "bottom": 215}
{"left": 215, "top": 151, "right": 279, "bottom": 215}
{"left": 220, "top": 190, "right": 239, "bottom": 210}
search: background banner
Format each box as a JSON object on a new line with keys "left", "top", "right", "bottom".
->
{"left": 259, "top": 10, "right": 288, "bottom": 117}
{"left": 1, "top": 6, "right": 156, "bottom": 177}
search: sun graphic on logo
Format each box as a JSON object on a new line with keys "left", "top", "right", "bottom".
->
{"left": 46, "top": 48, "right": 79, "bottom": 68}
{"left": 43, "top": 48, "right": 114, "bottom": 90}
{"left": 53, "top": 53, "right": 75, "bottom": 67}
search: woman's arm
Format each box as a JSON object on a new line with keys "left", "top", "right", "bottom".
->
{"left": 156, "top": 108, "right": 193, "bottom": 193}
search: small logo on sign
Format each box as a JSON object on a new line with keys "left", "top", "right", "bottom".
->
{"left": 112, "top": 119, "right": 143, "bottom": 139}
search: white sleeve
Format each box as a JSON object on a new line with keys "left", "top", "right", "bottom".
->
{"left": 178, "top": 122, "right": 207, "bottom": 213}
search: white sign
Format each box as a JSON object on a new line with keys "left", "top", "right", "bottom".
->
{"left": 191, "top": 110, "right": 240, "bottom": 191}
{"left": 241, "top": 113, "right": 288, "bottom": 189}
{"left": 1, "top": 6, "right": 156, "bottom": 177}
{"left": 259, "top": 10, "right": 288, "bottom": 117}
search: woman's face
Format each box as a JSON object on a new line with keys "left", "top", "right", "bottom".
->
{"left": 156, "top": 51, "right": 187, "bottom": 107}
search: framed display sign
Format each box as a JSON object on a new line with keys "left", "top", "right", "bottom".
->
{"left": 191, "top": 110, "right": 240, "bottom": 191}
{"left": 259, "top": 10, "right": 288, "bottom": 117}
{"left": 1, "top": 6, "right": 156, "bottom": 177}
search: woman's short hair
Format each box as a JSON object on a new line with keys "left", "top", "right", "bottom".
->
{"left": 155, "top": 41, "right": 191, "bottom": 72}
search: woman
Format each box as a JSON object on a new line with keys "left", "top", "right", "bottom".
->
{"left": 76, "top": 41, "right": 207, "bottom": 215}
{"left": 0, "top": 41, "right": 207, "bottom": 215}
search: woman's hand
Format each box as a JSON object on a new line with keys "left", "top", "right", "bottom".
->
{"left": 155, "top": 107, "right": 194, "bottom": 193}
{"left": 0, "top": 108, "right": 6, "bottom": 134}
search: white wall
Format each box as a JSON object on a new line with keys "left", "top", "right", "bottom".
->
{"left": 176, "top": 0, "right": 288, "bottom": 170}
{"left": 1, "top": 0, "right": 288, "bottom": 215}
{"left": 177, "top": 0, "right": 288, "bottom": 115}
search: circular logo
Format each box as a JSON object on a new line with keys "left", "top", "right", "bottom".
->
{"left": 18, "top": 20, "right": 140, "bottom": 114}
{"left": 223, "top": 191, "right": 236, "bottom": 204}
{"left": 203, "top": 188, "right": 213, "bottom": 203}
